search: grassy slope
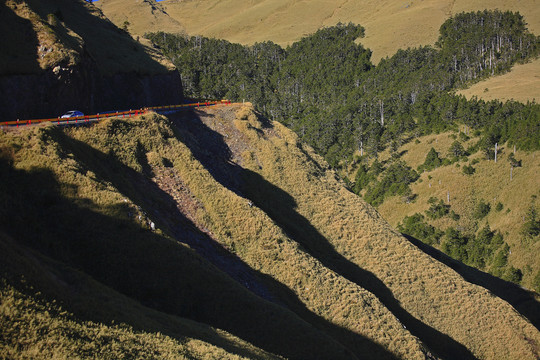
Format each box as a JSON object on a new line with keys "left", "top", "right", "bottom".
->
{"left": 0, "top": 118, "right": 369, "bottom": 360}
{"left": 95, "top": 0, "right": 185, "bottom": 37}
{"left": 1, "top": 0, "right": 173, "bottom": 75}
{"left": 456, "top": 58, "right": 540, "bottom": 103}
{"left": 97, "top": 0, "right": 540, "bottom": 102}
{"left": 158, "top": 0, "right": 540, "bottom": 61}
{"left": 374, "top": 131, "right": 540, "bottom": 291}
{"left": 2, "top": 106, "right": 538, "bottom": 358}
{"left": 161, "top": 107, "right": 427, "bottom": 359}
{"left": 0, "top": 233, "right": 269, "bottom": 360}
{"left": 168, "top": 104, "right": 540, "bottom": 359}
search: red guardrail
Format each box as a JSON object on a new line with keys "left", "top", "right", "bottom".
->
{"left": 1, "top": 100, "right": 232, "bottom": 129}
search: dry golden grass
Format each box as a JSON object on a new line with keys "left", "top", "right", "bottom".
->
{"left": 377, "top": 131, "right": 540, "bottom": 290}
{"left": 0, "top": 280, "right": 266, "bottom": 360}
{"left": 0, "top": 114, "right": 423, "bottom": 359}
{"left": 456, "top": 58, "right": 540, "bottom": 103}
{"left": 2, "top": 0, "right": 174, "bottom": 75}
{"left": 161, "top": 107, "right": 427, "bottom": 359}
{"left": 0, "top": 121, "right": 337, "bottom": 359}
{"left": 168, "top": 104, "right": 540, "bottom": 359}
{"left": 2, "top": 107, "right": 539, "bottom": 359}
{"left": 150, "top": 0, "right": 540, "bottom": 63}
{"left": 2, "top": 0, "right": 81, "bottom": 74}
{"left": 0, "top": 284, "right": 234, "bottom": 360}
{"left": 0, "top": 230, "right": 272, "bottom": 360}
{"left": 96, "top": 0, "right": 185, "bottom": 36}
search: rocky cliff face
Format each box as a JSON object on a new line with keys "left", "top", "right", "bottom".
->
{"left": 0, "top": 0, "right": 183, "bottom": 121}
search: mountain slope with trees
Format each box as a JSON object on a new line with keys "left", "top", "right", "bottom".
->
{"left": 98, "top": 0, "right": 540, "bottom": 63}
{"left": 147, "top": 11, "right": 539, "bottom": 161}
{"left": 144, "top": 11, "right": 540, "bottom": 291}
{"left": 1, "top": 104, "right": 539, "bottom": 359}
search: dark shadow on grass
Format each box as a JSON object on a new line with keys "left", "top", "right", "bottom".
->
{"left": 241, "top": 168, "right": 476, "bottom": 360}
{"left": 403, "top": 233, "right": 540, "bottom": 330}
{"left": 0, "top": 3, "right": 41, "bottom": 75}
{"left": 171, "top": 110, "right": 476, "bottom": 360}
{"left": 0, "top": 125, "right": 406, "bottom": 359}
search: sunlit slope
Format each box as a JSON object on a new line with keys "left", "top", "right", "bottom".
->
{"left": 456, "top": 58, "right": 540, "bottom": 103}
{"left": 1, "top": 105, "right": 539, "bottom": 359}
{"left": 376, "top": 131, "right": 540, "bottom": 292}
{"left": 0, "top": 117, "right": 378, "bottom": 359}
{"left": 69, "top": 111, "right": 426, "bottom": 359}
{"left": 169, "top": 104, "right": 540, "bottom": 360}
{"left": 95, "top": 0, "right": 185, "bottom": 38}
{"left": 1, "top": 0, "right": 173, "bottom": 76}
{"left": 158, "top": 0, "right": 539, "bottom": 62}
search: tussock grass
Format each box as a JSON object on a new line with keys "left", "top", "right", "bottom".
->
{"left": 0, "top": 232, "right": 275, "bottom": 360}
{"left": 1, "top": 107, "right": 539, "bottom": 359}
{"left": 1, "top": 283, "right": 245, "bottom": 360}
{"left": 456, "top": 58, "right": 540, "bottom": 103}
{"left": 1, "top": 0, "right": 81, "bottom": 74}
{"left": 2, "top": 0, "right": 174, "bottom": 75}
{"left": 163, "top": 108, "right": 427, "bottom": 359}
{"left": 0, "top": 119, "right": 358, "bottom": 359}
{"left": 150, "top": 0, "right": 540, "bottom": 63}
{"left": 198, "top": 104, "right": 540, "bottom": 359}
{"left": 377, "top": 131, "right": 540, "bottom": 290}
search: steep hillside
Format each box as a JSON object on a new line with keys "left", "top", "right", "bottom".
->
{"left": 2, "top": 105, "right": 538, "bottom": 359}
{"left": 0, "top": 0, "right": 182, "bottom": 121}
{"left": 364, "top": 130, "right": 540, "bottom": 292}
{"left": 456, "top": 58, "right": 540, "bottom": 102}
{"left": 98, "top": 0, "right": 539, "bottom": 102}
{"left": 0, "top": 233, "right": 275, "bottom": 360}
{"left": 157, "top": 0, "right": 539, "bottom": 63}
{"left": 95, "top": 0, "right": 185, "bottom": 37}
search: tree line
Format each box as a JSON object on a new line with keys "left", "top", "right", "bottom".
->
{"left": 146, "top": 11, "right": 539, "bottom": 168}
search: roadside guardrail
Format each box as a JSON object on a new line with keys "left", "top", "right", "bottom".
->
{"left": 1, "top": 100, "right": 232, "bottom": 129}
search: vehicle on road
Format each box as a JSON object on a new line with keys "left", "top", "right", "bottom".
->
{"left": 61, "top": 110, "right": 84, "bottom": 118}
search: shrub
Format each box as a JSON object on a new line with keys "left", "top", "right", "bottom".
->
{"left": 492, "top": 244, "right": 509, "bottom": 268}
{"left": 503, "top": 266, "right": 523, "bottom": 284}
{"left": 425, "top": 198, "right": 450, "bottom": 219}
{"left": 508, "top": 153, "right": 522, "bottom": 167}
{"left": 448, "top": 140, "right": 466, "bottom": 158}
{"left": 473, "top": 200, "right": 491, "bottom": 219}
{"left": 462, "top": 164, "right": 475, "bottom": 175}
{"left": 364, "top": 160, "right": 419, "bottom": 206}
{"left": 442, "top": 227, "right": 468, "bottom": 262}
{"left": 353, "top": 163, "right": 373, "bottom": 194}
{"left": 521, "top": 199, "right": 540, "bottom": 238}
{"left": 418, "top": 147, "right": 442, "bottom": 172}
{"left": 398, "top": 213, "right": 443, "bottom": 245}
{"left": 495, "top": 202, "right": 503, "bottom": 212}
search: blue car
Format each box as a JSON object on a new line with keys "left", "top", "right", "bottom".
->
{"left": 61, "top": 110, "right": 84, "bottom": 118}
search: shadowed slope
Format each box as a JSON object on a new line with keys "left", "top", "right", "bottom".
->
{"left": 403, "top": 233, "right": 540, "bottom": 330}
{"left": 0, "top": 124, "right": 365, "bottom": 360}
{"left": 168, "top": 108, "right": 474, "bottom": 359}
{"left": 188, "top": 104, "right": 540, "bottom": 360}
{"left": 0, "top": 232, "right": 279, "bottom": 360}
